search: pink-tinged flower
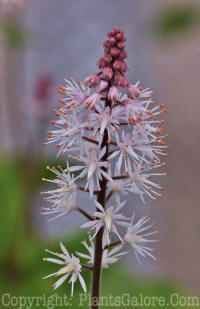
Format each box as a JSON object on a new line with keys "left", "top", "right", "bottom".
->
{"left": 124, "top": 214, "right": 158, "bottom": 262}
{"left": 127, "top": 84, "right": 140, "bottom": 99}
{"left": 43, "top": 242, "right": 86, "bottom": 296}
{"left": 81, "top": 200, "right": 130, "bottom": 248}
{"left": 84, "top": 74, "right": 100, "bottom": 88}
{"left": 122, "top": 99, "right": 146, "bottom": 123}
{"left": 102, "top": 67, "right": 113, "bottom": 80}
{"left": 84, "top": 92, "right": 101, "bottom": 109}
{"left": 58, "top": 78, "right": 89, "bottom": 111}
{"left": 108, "top": 86, "right": 119, "bottom": 102}
{"left": 69, "top": 147, "right": 111, "bottom": 197}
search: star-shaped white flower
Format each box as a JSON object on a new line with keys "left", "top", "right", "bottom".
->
{"left": 69, "top": 147, "right": 111, "bottom": 197}
{"left": 129, "top": 161, "right": 165, "bottom": 203}
{"left": 124, "top": 214, "right": 158, "bottom": 263}
{"left": 59, "top": 78, "right": 90, "bottom": 111}
{"left": 45, "top": 112, "right": 88, "bottom": 156}
{"left": 89, "top": 105, "right": 121, "bottom": 143}
{"left": 77, "top": 238, "right": 128, "bottom": 268}
{"left": 43, "top": 242, "right": 86, "bottom": 296}
{"left": 41, "top": 164, "right": 78, "bottom": 221}
{"left": 81, "top": 200, "right": 130, "bottom": 248}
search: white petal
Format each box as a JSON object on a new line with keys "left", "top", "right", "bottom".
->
{"left": 78, "top": 273, "right": 87, "bottom": 293}
{"left": 53, "top": 273, "right": 69, "bottom": 289}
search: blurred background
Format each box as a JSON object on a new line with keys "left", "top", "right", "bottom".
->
{"left": 0, "top": 0, "right": 200, "bottom": 308}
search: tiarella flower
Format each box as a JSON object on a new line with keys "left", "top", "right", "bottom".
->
{"left": 129, "top": 161, "right": 165, "bottom": 203}
{"left": 45, "top": 112, "right": 88, "bottom": 156}
{"left": 109, "top": 129, "right": 167, "bottom": 173}
{"left": 124, "top": 214, "right": 158, "bottom": 262}
{"left": 107, "top": 177, "right": 131, "bottom": 203}
{"left": 43, "top": 242, "right": 86, "bottom": 296}
{"left": 131, "top": 124, "right": 167, "bottom": 163}
{"left": 69, "top": 147, "right": 111, "bottom": 197}
{"left": 77, "top": 239, "right": 128, "bottom": 268}
{"left": 57, "top": 78, "right": 89, "bottom": 111}
{"left": 89, "top": 106, "right": 120, "bottom": 142}
{"left": 84, "top": 92, "right": 101, "bottom": 109}
{"left": 41, "top": 165, "right": 78, "bottom": 221}
{"left": 122, "top": 98, "right": 147, "bottom": 124}
{"left": 108, "top": 131, "right": 140, "bottom": 173}
{"left": 81, "top": 200, "right": 130, "bottom": 248}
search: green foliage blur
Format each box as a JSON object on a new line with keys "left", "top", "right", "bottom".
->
{"left": 152, "top": 4, "right": 200, "bottom": 41}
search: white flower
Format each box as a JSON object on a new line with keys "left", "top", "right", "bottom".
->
{"left": 108, "top": 131, "right": 140, "bottom": 173}
{"left": 109, "top": 129, "right": 167, "bottom": 174}
{"left": 69, "top": 147, "right": 111, "bottom": 197}
{"left": 77, "top": 239, "right": 127, "bottom": 268}
{"left": 124, "top": 214, "right": 158, "bottom": 262}
{"left": 89, "top": 105, "right": 120, "bottom": 143}
{"left": 58, "top": 78, "right": 89, "bottom": 111}
{"left": 129, "top": 161, "right": 165, "bottom": 203}
{"left": 43, "top": 242, "right": 86, "bottom": 296}
{"left": 81, "top": 200, "right": 130, "bottom": 248}
{"left": 45, "top": 112, "right": 87, "bottom": 156}
{"left": 41, "top": 164, "right": 78, "bottom": 221}
{"left": 107, "top": 177, "right": 131, "bottom": 203}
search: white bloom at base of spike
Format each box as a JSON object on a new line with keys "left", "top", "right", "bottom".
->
{"left": 43, "top": 242, "right": 86, "bottom": 296}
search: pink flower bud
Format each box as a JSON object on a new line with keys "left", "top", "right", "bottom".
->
{"left": 108, "top": 86, "right": 119, "bottom": 102}
{"left": 121, "top": 62, "right": 128, "bottom": 73}
{"left": 103, "top": 40, "right": 111, "bottom": 48}
{"left": 118, "top": 76, "right": 129, "bottom": 87}
{"left": 127, "top": 84, "right": 140, "bottom": 99}
{"left": 97, "top": 57, "right": 106, "bottom": 69}
{"left": 110, "top": 48, "right": 120, "bottom": 57}
{"left": 113, "top": 60, "right": 122, "bottom": 70}
{"left": 119, "top": 50, "right": 127, "bottom": 59}
{"left": 84, "top": 74, "right": 100, "bottom": 88}
{"left": 104, "top": 54, "right": 112, "bottom": 64}
{"left": 117, "top": 42, "right": 125, "bottom": 49}
{"left": 109, "top": 37, "right": 116, "bottom": 45}
{"left": 98, "top": 80, "right": 108, "bottom": 92}
{"left": 102, "top": 67, "right": 113, "bottom": 80}
{"left": 84, "top": 92, "right": 100, "bottom": 109}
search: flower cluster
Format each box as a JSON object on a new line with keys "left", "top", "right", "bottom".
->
{"left": 42, "top": 28, "right": 168, "bottom": 296}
